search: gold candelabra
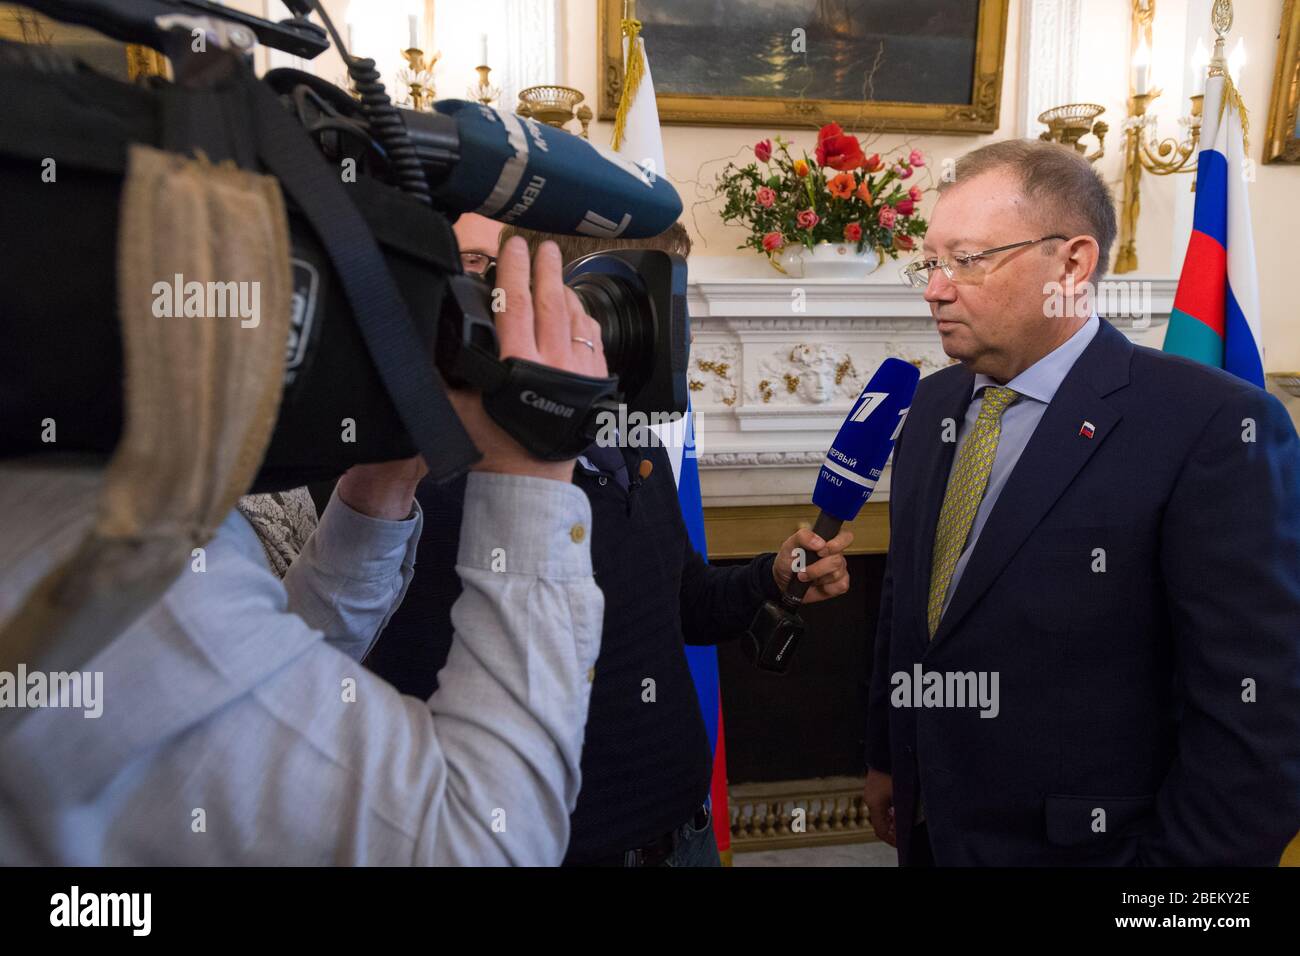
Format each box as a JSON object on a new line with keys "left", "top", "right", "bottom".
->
{"left": 1113, "top": 0, "right": 1232, "bottom": 273}
{"left": 516, "top": 85, "right": 593, "bottom": 139}
{"left": 468, "top": 64, "right": 502, "bottom": 106}
{"left": 398, "top": 47, "right": 440, "bottom": 112}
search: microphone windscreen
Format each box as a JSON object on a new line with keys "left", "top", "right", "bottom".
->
{"left": 431, "top": 100, "right": 683, "bottom": 238}
{"left": 812, "top": 357, "right": 921, "bottom": 522}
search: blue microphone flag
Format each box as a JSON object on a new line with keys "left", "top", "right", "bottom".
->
{"left": 431, "top": 100, "right": 683, "bottom": 239}
{"left": 812, "top": 357, "right": 920, "bottom": 522}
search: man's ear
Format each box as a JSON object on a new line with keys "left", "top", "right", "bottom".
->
{"left": 1063, "top": 235, "right": 1101, "bottom": 288}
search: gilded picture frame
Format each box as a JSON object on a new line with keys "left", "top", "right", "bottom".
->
{"left": 0, "top": 4, "right": 168, "bottom": 81}
{"left": 598, "top": 0, "right": 1009, "bottom": 134}
{"left": 1264, "top": 0, "right": 1300, "bottom": 164}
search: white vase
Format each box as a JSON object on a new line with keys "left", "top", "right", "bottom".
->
{"left": 775, "top": 241, "right": 881, "bottom": 279}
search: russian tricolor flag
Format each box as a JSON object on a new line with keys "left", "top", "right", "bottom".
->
{"left": 1164, "top": 67, "right": 1265, "bottom": 386}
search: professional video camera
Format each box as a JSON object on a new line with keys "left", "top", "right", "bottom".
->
{"left": 0, "top": 0, "right": 689, "bottom": 488}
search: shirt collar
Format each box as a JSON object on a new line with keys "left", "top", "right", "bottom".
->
{"left": 972, "top": 313, "right": 1100, "bottom": 405}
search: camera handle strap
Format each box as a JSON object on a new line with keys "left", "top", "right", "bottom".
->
{"left": 242, "top": 70, "right": 481, "bottom": 483}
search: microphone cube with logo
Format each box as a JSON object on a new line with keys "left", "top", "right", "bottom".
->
{"left": 744, "top": 358, "right": 920, "bottom": 674}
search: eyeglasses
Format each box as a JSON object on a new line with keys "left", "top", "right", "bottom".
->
{"left": 899, "top": 235, "right": 1068, "bottom": 289}
{"left": 460, "top": 252, "right": 497, "bottom": 276}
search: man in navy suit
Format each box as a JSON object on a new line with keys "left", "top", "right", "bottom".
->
{"left": 863, "top": 139, "right": 1300, "bottom": 865}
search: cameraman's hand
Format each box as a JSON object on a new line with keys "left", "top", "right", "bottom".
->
{"left": 449, "top": 236, "right": 608, "bottom": 482}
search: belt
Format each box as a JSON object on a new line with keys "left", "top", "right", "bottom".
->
{"left": 576, "top": 805, "right": 712, "bottom": 868}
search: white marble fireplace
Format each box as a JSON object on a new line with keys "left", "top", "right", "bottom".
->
{"left": 685, "top": 257, "right": 1176, "bottom": 512}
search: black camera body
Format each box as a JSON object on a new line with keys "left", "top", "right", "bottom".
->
{"left": 1, "top": 0, "right": 690, "bottom": 482}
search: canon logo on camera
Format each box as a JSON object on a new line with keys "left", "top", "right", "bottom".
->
{"left": 519, "top": 390, "right": 575, "bottom": 418}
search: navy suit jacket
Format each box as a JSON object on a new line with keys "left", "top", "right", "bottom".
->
{"left": 866, "top": 318, "right": 1300, "bottom": 865}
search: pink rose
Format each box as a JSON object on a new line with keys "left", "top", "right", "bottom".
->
{"left": 762, "top": 231, "right": 785, "bottom": 252}
{"left": 909, "top": 150, "right": 926, "bottom": 167}
{"left": 909, "top": 185, "right": 922, "bottom": 202}
{"left": 878, "top": 206, "right": 897, "bottom": 230}
{"left": 756, "top": 186, "right": 776, "bottom": 208}
{"left": 796, "top": 208, "right": 820, "bottom": 230}
{"left": 895, "top": 199, "right": 915, "bottom": 217}
{"left": 893, "top": 163, "right": 914, "bottom": 179}
{"left": 755, "top": 139, "right": 773, "bottom": 163}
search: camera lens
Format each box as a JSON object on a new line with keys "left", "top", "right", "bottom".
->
{"left": 566, "top": 270, "right": 654, "bottom": 400}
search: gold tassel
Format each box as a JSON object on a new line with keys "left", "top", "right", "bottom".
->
{"left": 1210, "top": 67, "right": 1251, "bottom": 156}
{"left": 611, "top": 18, "right": 645, "bottom": 153}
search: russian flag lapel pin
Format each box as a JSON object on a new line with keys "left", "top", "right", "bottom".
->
{"left": 1079, "top": 420, "right": 1096, "bottom": 439}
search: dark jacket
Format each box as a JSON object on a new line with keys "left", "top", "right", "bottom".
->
{"left": 867, "top": 318, "right": 1300, "bottom": 865}
{"left": 365, "top": 441, "right": 780, "bottom": 862}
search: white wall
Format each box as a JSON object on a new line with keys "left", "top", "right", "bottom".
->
{"left": 223, "top": 0, "right": 1297, "bottom": 372}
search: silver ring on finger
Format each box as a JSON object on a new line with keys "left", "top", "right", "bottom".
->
{"left": 571, "top": 336, "right": 596, "bottom": 352}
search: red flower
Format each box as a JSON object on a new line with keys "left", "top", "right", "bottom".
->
{"left": 796, "top": 208, "right": 820, "bottom": 230}
{"left": 895, "top": 199, "right": 916, "bottom": 217}
{"left": 909, "top": 149, "right": 926, "bottom": 167}
{"left": 756, "top": 186, "right": 776, "bottom": 208}
{"left": 878, "top": 206, "right": 897, "bottom": 230}
{"left": 827, "top": 172, "right": 855, "bottom": 200}
{"left": 815, "top": 122, "right": 866, "bottom": 171}
{"left": 755, "top": 139, "right": 773, "bottom": 163}
{"left": 863, "top": 153, "right": 884, "bottom": 173}
{"left": 843, "top": 222, "right": 863, "bottom": 243}
{"left": 855, "top": 180, "right": 874, "bottom": 203}
{"left": 909, "top": 185, "right": 923, "bottom": 202}
{"left": 762, "top": 231, "right": 785, "bottom": 252}
{"left": 894, "top": 233, "right": 915, "bottom": 251}
{"left": 893, "top": 163, "right": 914, "bottom": 179}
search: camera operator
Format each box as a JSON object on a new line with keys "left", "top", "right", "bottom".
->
{"left": 0, "top": 236, "right": 608, "bottom": 865}
{"left": 365, "top": 216, "right": 855, "bottom": 867}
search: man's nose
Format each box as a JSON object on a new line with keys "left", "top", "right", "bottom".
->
{"left": 923, "top": 266, "right": 957, "bottom": 304}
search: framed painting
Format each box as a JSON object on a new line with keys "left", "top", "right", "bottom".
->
{"left": 1264, "top": 0, "right": 1300, "bottom": 164}
{"left": 598, "top": 0, "right": 1009, "bottom": 134}
{"left": 0, "top": 3, "right": 167, "bottom": 81}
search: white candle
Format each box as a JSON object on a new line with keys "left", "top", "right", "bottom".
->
{"left": 1133, "top": 37, "right": 1151, "bottom": 95}
{"left": 479, "top": 34, "right": 489, "bottom": 67}
{"left": 1228, "top": 37, "right": 1246, "bottom": 83}
{"left": 408, "top": 14, "right": 419, "bottom": 50}
{"left": 1191, "top": 37, "right": 1209, "bottom": 96}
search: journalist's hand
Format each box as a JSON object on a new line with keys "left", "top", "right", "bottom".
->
{"left": 449, "top": 236, "right": 608, "bottom": 482}
{"left": 772, "top": 527, "right": 854, "bottom": 603}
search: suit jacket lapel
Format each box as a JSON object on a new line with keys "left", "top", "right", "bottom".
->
{"left": 928, "top": 320, "right": 1133, "bottom": 650}
{"left": 910, "top": 367, "right": 975, "bottom": 650}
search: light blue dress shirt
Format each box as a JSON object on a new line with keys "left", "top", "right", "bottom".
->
{"left": 0, "top": 467, "right": 603, "bottom": 864}
{"left": 939, "top": 313, "right": 1100, "bottom": 615}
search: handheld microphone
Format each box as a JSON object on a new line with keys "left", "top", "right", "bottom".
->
{"left": 744, "top": 357, "right": 921, "bottom": 673}
{"left": 410, "top": 100, "right": 683, "bottom": 239}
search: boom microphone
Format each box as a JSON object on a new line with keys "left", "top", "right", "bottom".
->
{"left": 408, "top": 99, "right": 683, "bottom": 239}
{"left": 744, "top": 357, "right": 921, "bottom": 673}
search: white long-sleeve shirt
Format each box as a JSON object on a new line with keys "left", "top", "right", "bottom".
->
{"left": 0, "top": 464, "right": 603, "bottom": 865}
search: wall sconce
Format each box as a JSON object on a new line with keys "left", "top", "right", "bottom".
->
{"left": 1113, "top": 0, "right": 1222, "bottom": 274}
{"left": 1037, "top": 103, "right": 1108, "bottom": 161}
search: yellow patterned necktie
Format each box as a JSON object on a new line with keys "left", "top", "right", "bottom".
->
{"left": 926, "top": 385, "right": 1019, "bottom": 638}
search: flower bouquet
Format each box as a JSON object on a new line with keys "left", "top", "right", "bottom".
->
{"left": 715, "top": 124, "right": 929, "bottom": 275}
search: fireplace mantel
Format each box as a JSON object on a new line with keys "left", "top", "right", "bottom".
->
{"left": 684, "top": 258, "right": 1176, "bottom": 518}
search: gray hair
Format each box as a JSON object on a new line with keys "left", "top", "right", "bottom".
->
{"left": 940, "top": 139, "right": 1118, "bottom": 277}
